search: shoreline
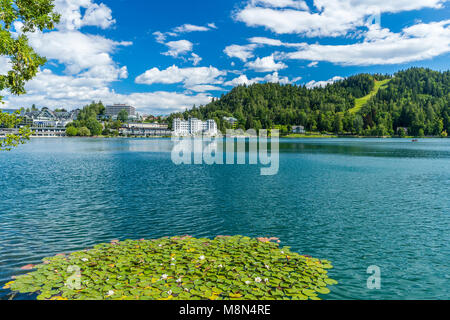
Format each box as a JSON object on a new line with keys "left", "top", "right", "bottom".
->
{"left": 21, "top": 135, "right": 449, "bottom": 140}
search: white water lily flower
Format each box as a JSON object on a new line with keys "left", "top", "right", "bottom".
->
{"left": 218, "top": 264, "right": 223, "bottom": 268}
{"left": 81, "top": 258, "right": 88, "bottom": 262}
{"left": 281, "top": 251, "right": 284, "bottom": 254}
{"left": 255, "top": 277, "right": 262, "bottom": 283}
{"left": 264, "top": 278, "right": 269, "bottom": 283}
{"left": 171, "top": 263, "right": 175, "bottom": 266}
{"left": 167, "top": 290, "right": 172, "bottom": 295}
{"left": 171, "top": 258, "right": 176, "bottom": 261}
{"left": 176, "top": 278, "right": 182, "bottom": 283}
{"left": 199, "top": 255, "right": 205, "bottom": 260}
{"left": 161, "top": 274, "right": 168, "bottom": 280}
{"left": 265, "top": 264, "right": 270, "bottom": 269}
{"left": 185, "top": 288, "right": 189, "bottom": 292}
{"left": 107, "top": 290, "right": 114, "bottom": 296}
{"left": 245, "top": 281, "right": 251, "bottom": 285}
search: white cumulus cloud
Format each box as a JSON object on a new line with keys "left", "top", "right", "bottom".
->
{"left": 251, "top": 0, "right": 309, "bottom": 10}
{"left": 1, "top": 69, "right": 213, "bottom": 114}
{"left": 188, "top": 53, "right": 203, "bottom": 66}
{"left": 236, "top": 0, "right": 447, "bottom": 37}
{"left": 245, "top": 55, "right": 287, "bottom": 72}
{"left": 135, "top": 65, "right": 226, "bottom": 89}
{"left": 0, "top": 57, "right": 11, "bottom": 74}
{"left": 54, "top": 0, "right": 115, "bottom": 30}
{"left": 248, "top": 37, "right": 305, "bottom": 47}
{"left": 23, "top": 28, "right": 131, "bottom": 78}
{"left": 285, "top": 20, "right": 450, "bottom": 65}
{"left": 224, "top": 72, "right": 301, "bottom": 86}
{"left": 224, "top": 44, "right": 257, "bottom": 62}
{"left": 173, "top": 23, "right": 217, "bottom": 33}
{"left": 305, "top": 76, "right": 345, "bottom": 88}
{"left": 162, "top": 40, "right": 194, "bottom": 57}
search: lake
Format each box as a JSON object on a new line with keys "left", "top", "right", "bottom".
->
{"left": 0, "top": 138, "right": 449, "bottom": 300}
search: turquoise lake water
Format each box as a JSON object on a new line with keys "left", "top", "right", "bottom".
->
{"left": 0, "top": 138, "right": 449, "bottom": 300}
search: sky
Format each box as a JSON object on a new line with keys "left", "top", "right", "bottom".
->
{"left": 1, "top": 0, "right": 449, "bottom": 115}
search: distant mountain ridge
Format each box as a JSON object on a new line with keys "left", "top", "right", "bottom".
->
{"left": 169, "top": 68, "right": 449, "bottom": 137}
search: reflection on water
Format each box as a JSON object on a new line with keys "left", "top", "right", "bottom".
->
{"left": 0, "top": 138, "right": 449, "bottom": 300}
{"left": 278, "top": 139, "right": 450, "bottom": 159}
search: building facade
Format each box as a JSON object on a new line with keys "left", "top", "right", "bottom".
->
{"left": 119, "top": 123, "right": 171, "bottom": 137}
{"left": 204, "top": 120, "right": 218, "bottom": 134}
{"left": 106, "top": 104, "right": 136, "bottom": 118}
{"left": 173, "top": 118, "right": 218, "bottom": 136}
{"left": 8, "top": 108, "right": 79, "bottom": 136}
{"left": 0, "top": 127, "right": 67, "bottom": 137}
{"left": 119, "top": 128, "right": 171, "bottom": 137}
{"left": 292, "top": 126, "right": 306, "bottom": 134}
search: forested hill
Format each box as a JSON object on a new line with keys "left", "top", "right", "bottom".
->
{"left": 168, "top": 68, "right": 449, "bottom": 137}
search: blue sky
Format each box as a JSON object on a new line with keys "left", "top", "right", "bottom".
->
{"left": 1, "top": 0, "right": 449, "bottom": 115}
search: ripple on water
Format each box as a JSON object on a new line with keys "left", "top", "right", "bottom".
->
{"left": 0, "top": 138, "right": 449, "bottom": 300}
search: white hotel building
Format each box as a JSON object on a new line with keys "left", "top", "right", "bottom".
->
{"left": 173, "top": 118, "right": 218, "bottom": 136}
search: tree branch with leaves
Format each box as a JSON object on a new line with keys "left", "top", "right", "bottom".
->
{"left": 0, "top": 110, "right": 31, "bottom": 150}
{"left": 0, "top": 0, "right": 60, "bottom": 150}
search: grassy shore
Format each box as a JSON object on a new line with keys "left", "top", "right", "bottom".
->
{"left": 283, "top": 133, "right": 338, "bottom": 138}
{"left": 281, "top": 132, "right": 448, "bottom": 139}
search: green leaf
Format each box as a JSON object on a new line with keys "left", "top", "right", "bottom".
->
{"left": 5, "top": 236, "right": 336, "bottom": 301}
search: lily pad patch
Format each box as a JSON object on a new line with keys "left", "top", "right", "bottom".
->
{"left": 5, "top": 236, "right": 337, "bottom": 300}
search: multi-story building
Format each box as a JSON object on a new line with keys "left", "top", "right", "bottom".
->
{"left": 189, "top": 118, "right": 203, "bottom": 134}
{"left": 0, "top": 127, "right": 67, "bottom": 137}
{"left": 19, "top": 108, "right": 77, "bottom": 129}
{"left": 0, "top": 107, "right": 79, "bottom": 136}
{"left": 173, "top": 118, "right": 189, "bottom": 135}
{"left": 124, "top": 123, "right": 169, "bottom": 130}
{"left": 173, "top": 118, "right": 218, "bottom": 136}
{"left": 204, "top": 120, "right": 218, "bottom": 134}
{"left": 119, "top": 123, "right": 171, "bottom": 137}
{"left": 106, "top": 104, "right": 136, "bottom": 118}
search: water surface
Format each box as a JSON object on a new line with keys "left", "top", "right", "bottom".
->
{"left": 0, "top": 138, "right": 449, "bottom": 300}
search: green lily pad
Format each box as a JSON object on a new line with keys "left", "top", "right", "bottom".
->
{"left": 6, "top": 236, "right": 337, "bottom": 300}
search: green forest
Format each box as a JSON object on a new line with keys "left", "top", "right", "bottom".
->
{"left": 66, "top": 102, "right": 124, "bottom": 137}
{"left": 168, "top": 68, "right": 449, "bottom": 137}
